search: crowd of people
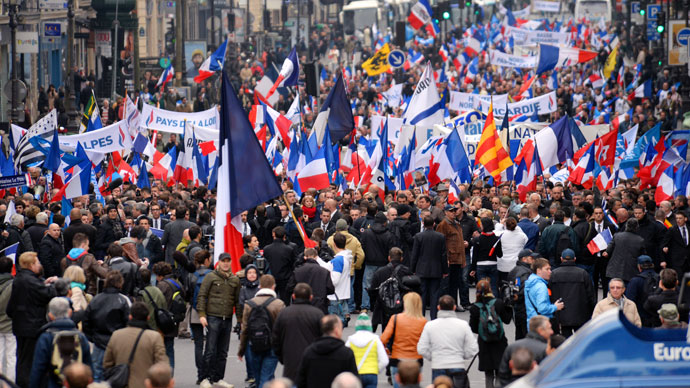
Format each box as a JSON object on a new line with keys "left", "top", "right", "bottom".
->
{"left": 0, "top": 170, "right": 688, "bottom": 388}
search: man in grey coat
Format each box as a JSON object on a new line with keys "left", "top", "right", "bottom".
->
{"left": 161, "top": 206, "right": 195, "bottom": 264}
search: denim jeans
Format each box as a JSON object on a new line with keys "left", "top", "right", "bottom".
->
{"left": 362, "top": 264, "right": 381, "bottom": 310}
{"left": 431, "top": 368, "right": 467, "bottom": 388}
{"left": 248, "top": 347, "right": 279, "bottom": 388}
{"left": 329, "top": 299, "right": 349, "bottom": 325}
{"left": 476, "top": 264, "right": 498, "bottom": 296}
{"left": 360, "top": 373, "right": 378, "bottom": 388}
{"left": 460, "top": 264, "right": 471, "bottom": 307}
{"left": 164, "top": 336, "right": 175, "bottom": 370}
{"left": 190, "top": 323, "right": 205, "bottom": 381}
{"left": 348, "top": 276, "right": 356, "bottom": 312}
{"left": 202, "top": 315, "right": 233, "bottom": 382}
{"left": 92, "top": 345, "right": 105, "bottom": 381}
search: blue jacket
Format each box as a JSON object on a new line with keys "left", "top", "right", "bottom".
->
{"left": 524, "top": 273, "right": 557, "bottom": 326}
{"left": 30, "top": 318, "right": 93, "bottom": 388}
{"left": 517, "top": 219, "right": 540, "bottom": 251}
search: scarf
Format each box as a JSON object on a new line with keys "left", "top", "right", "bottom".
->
{"left": 302, "top": 206, "right": 317, "bottom": 219}
{"left": 71, "top": 282, "right": 86, "bottom": 291}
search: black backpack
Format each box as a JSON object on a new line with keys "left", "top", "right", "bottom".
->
{"left": 555, "top": 227, "right": 574, "bottom": 260}
{"left": 163, "top": 279, "right": 188, "bottom": 323}
{"left": 246, "top": 297, "right": 275, "bottom": 354}
{"left": 639, "top": 271, "right": 660, "bottom": 302}
{"left": 377, "top": 265, "right": 404, "bottom": 314}
{"left": 141, "top": 288, "right": 176, "bottom": 335}
{"left": 476, "top": 299, "right": 504, "bottom": 343}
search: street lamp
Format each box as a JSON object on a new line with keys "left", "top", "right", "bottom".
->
{"left": 64, "top": 0, "right": 80, "bottom": 132}
{"left": 7, "top": 0, "right": 20, "bottom": 123}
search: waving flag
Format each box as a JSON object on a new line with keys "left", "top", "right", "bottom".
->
{"left": 514, "top": 139, "right": 540, "bottom": 202}
{"left": 533, "top": 116, "right": 573, "bottom": 170}
{"left": 266, "top": 47, "right": 299, "bottom": 99}
{"left": 568, "top": 142, "right": 595, "bottom": 188}
{"left": 585, "top": 73, "right": 604, "bottom": 88}
{"left": 439, "top": 44, "right": 449, "bottom": 61}
{"left": 14, "top": 110, "right": 57, "bottom": 171}
{"left": 51, "top": 166, "right": 91, "bottom": 202}
{"left": 594, "top": 129, "right": 618, "bottom": 166}
{"left": 587, "top": 228, "right": 613, "bottom": 254}
{"left": 655, "top": 164, "right": 676, "bottom": 204}
{"left": 464, "top": 57, "right": 479, "bottom": 84}
{"left": 403, "top": 62, "right": 444, "bottom": 128}
{"left": 297, "top": 145, "right": 330, "bottom": 190}
{"left": 214, "top": 72, "right": 283, "bottom": 269}
{"left": 436, "top": 128, "right": 472, "bottom": 182}
{"left": 475, "top": 102, "right": 512, "bottom": 179}
{"left": 464, "top": 37, "right": 482, "bottom": 57}
{"left": 194, "top": 39, "right": 228, "bottom": 83}
{"left": 156, "top": 65, "right": 175, "bottom": 90}
{"left": 261, "top": 102, "right": 292, "bottom": 147}
{"left": 629, "top": 79, "right": 652, "bottom": 100}
{"left": 311, "top": 74, "right": 355, "bottom": 144}
{"left": 536, "top": 44, "right": 598, "bottom": 74}
{"left": 408, "top": 0, "right": 432, "bottom": 30}
{"left": 362, "top": 43, "right": 391, "bottom": 76}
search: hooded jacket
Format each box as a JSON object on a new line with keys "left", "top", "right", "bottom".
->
{"left": 360, "top": 223, "right": 396, "bottom": 267}
{"left": 345, "top": 330, "right": 389, "bottom": 375}
{"left": 61, "top": 248, "right": 108, "bottom": 295}
{"left": 327, "top": 231, "right": 365, "bottom": 275}
{"left": 296, "top": 336, "right": 359, "bottom": 388}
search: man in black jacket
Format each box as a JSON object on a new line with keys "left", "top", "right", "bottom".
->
{"left": 368, "top": 247, "right": 414, "bottom": 331}
{"left": 289, "top": 248, "right": 335, "bottom": 313}
{"left": 272, "top": 283, "right": 324, "bottom": 382}
{"left": 634, "top": 206, "right": 666, "bottom": 269}
{"left": 498, "top": 315, "right": 552, "bottom": 386}
{"left": 508, "top": 249, "right": 537, "bottom": 340}
{"left": 63, "top": 208, "right": 97, "bottom": 252}
{"left": 626, "top": 255, "right": 660, "bottom": 327}
{"left": 360, "top": 213, "right": 396, "bottom": 312}
{"left": 38, "top": 223, "right": 64, "bottom": 278}
{"left": 389, "top": 204, "right": 414, "bottom": 266}
{"left": 549, "top": 249, "right": 596, "bottom": 337}
{"left": 95, "top": 205, "right": 125, "bottom": 260}
{"left": 661, "top": 212, "right": 690, "bottom": 276}
{"left": 644, "top": 268, "right": 688, "bottom": 327}
{"left": 264, "top": 226, "right": 298, "bottom": 304}
{"left": 25, "top": 212, "right": 49, "bottom": 253}
{"left": 7, "top": 252, "right": 57, "bottom": 388}
{"left": 296, "top": 314, "right": 358, "bottom": 388}
{"left": 411, "top": 216, "right": 448, "bottom": 320}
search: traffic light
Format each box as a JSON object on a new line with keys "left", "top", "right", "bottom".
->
{"left": 165, "top": 19, "right": 175, "bottom": 54}
{"left": 228, "top": 12, "right": 235, "bottom": 32}
{"left": 465, "top": 0, "right": 471, "bottom": 8}
{"left": 281, "top": 3, "right": 288, "bottom": 22}
{"left": 443, "top": 9, "right": 451, "bottom": 19}
{"left": 657, "top": 11, "right": 665, "bottom": 33}
{"left": 264, "top": 9, "right": 271, "bottom": 30}
{"left": 639, "top": 0, "right": 646, "bottom": 15}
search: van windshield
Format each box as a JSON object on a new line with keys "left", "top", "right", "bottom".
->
{"left": 343, "top": 9, "right": 377, "bottom": 35}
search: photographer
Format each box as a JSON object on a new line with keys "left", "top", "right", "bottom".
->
{"left": 469, "top": 279, "right": 512, "bottom": 388}
{"left": 508, "top": 250, "right": 538, "bottom": 340}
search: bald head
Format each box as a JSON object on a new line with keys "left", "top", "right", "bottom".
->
{"left": 70, "top": 208, "right": 82, "bottom": 220}
{"left": 325, "top": 199, "right": 338, "bottom": 212}
{"left": 616, "top": 208, "right": 629, "bottom": 224}
{"left": 64, "top": 362, "right": 92, "bottom": 388}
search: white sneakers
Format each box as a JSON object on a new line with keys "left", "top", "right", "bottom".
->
{"left": 199, "top": 378, "right": 234, "bottom": 388}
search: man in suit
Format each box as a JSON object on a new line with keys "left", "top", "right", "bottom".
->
{"left": 323, "top": 199, "right": 342, "bottom": 225}
{"left": 528, "top": 204, "right": 550, "bottom": 233}
{"left": 411, "top": 216, "right": 448, "bottom": 320}
{"left": 308, "top": 208, "right": 335, "bottom": 238}
{"left": 161, "top": 206, "right": 196, "bottom": 264}
{"left": 264, "top": 226, "right": 298, "bottom": 304}
{"left": 149, "top": 203, "right": 169, "bottom": 230}
{"left": 662, "top": 212, "right": 690, "bottom": 276}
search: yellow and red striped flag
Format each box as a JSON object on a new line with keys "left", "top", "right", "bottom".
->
{"left": 475, "top": 102, "right": 512, "bottom": 179}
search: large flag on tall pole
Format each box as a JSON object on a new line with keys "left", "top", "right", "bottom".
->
{"left": 475, "top": 102, "right": 512, "bottom": 179}
{"left": 214, "top": 72, "right": 283, "bottom": 270}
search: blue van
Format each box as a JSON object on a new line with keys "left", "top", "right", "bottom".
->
{"left": 509, "top": 309, "right": 690, "bottom": 388}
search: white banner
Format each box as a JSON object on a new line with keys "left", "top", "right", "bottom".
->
{"left": 513, "top": 45, "right": 539, "bottom": 57}
{"left": 532, "top": 0, "right": 561, "bottom": 12}
{"left": 58, "top": 120, "right": 132, "bottom": 153}
{"left": 489, "top": 49, "right": 537, "bottom": 68}
{"left": 479, "top": 91, "right": 558, "bottom": 117}
{"left": 140, "top": 105, "right": 220, "bottom": 134}
{"left": 449, "top": 92, "right": 508, "bottom": 112}
{"left": 504, "top": 26, "right": 570, "bottom": 45}
{"left": 465, "top": 122, "right": 547, "bottom": 161}
{"left": 512, "top": 5, "right": 531, "bottom": 17}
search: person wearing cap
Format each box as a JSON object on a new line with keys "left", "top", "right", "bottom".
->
{"left": 360, "top": 213, "right": 396, "bottom": 313}
{"left": 436, "top": 204, "right": 467, "bottom": 311}
{"left": 196, "top": 252, "right": 242, "bottom": 386}
{"left": 94, "top": 204, "right": 125, "bottom": 260}
{"left": 549, "top": 248, "right": 596, "bottom": 337}
{"left": 625, "top": 255, "right": 660, "bottom": 327}
{"left": 657, "top": 304, "right": 688, "bottom": 329}
{"left": 345, "top": 313, "right": 389, "bottom": 387}
{"left": 328, "top": 219, "right": 366, "bottom": 313}
{"left": 509, "top": 249, "right": 538, "bottom": 340}
{"left": 644, "top": 268, "right": 688, "bottom": 327}
{"left": 411, "top": 216, "right": 448, "bottom": 320}
{"left": 389, "top": 204, "right": 414, "bottom": 266}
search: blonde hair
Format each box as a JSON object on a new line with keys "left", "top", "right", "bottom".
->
{"left": 18, "top": 252, "right": 37, "bottom": 269}
{"left": 63, "top": 265, "right": 86, "bottom": 284}
{"left": 478, "top": 208, "right": 493, "bottom": 218}
{"left": 403, "top": 292, "right": 424, "bottom": 319}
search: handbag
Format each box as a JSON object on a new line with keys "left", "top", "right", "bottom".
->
{"left": 386, "top": 314, "right": 397, "bottom": 352}
{"left": 141, "top": 288, "right": 176, "bottom": 335}
{"left": 104, "top": 329, "right": 146, "bottom": 388}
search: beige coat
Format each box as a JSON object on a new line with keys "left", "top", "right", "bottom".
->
{"left": 238, "top": 288, "right": 285, "bottom": 357}
{"left": 327, "top": 231, "right": 365, "bottom": 275}
{"left": 70, "top": 286, "right": 90, "bottom": 311}
{"left": 103, "top": 325, "right": 168, "bottom": 388}
{"left": 592, "top": 294, "right": 642, "bottom": 327}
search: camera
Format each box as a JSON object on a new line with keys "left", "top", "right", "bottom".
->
{"left": 499, "top": 280, "right": 519, "bottom": 306}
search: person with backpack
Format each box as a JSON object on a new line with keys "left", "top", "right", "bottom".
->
{"left": 29, "top": 297, "right": 93, "bottom": 388}
{"left": 153, "top": 261, "right": 185, "bottom": 370}
{"left": 470, "top": 217, "right": 502, "bottom": 297}
{"left": 537, "top": 210, "right": 579, "bottom": 269}
{"left": 61, "top": 233, "right": 108, "bottom": 295}
{"left": 469, "top": 279, "right": 512, "bottom": 388}
{"left": 238, "top": 274, "right": 285, "bottom": 388}
{"left": 188, "top": 250, "right": 213, "bottom": 385}
{"left": 417, "top": 295, "right": 478, "bottom": 387}
{"left": 196, "top": 253, "right": 242, "bottom": 387}
{"left": 137, "top": 267, "right": 169, "bottom": 333}
{"left": 82, "top": 270, "right": 131, "bottom": 382}
{"left": 238, "top": 264, "right": 260, "bottom": 386}
{"left": 508, "top": 250, "right": 538, "bottom": 340}
{"left": 548, "top": 249, "right": 596, "bottom": 337}
{"left": 368, "top": 248, "right": 416, "bottom": 332}
{"left": 106, "top": 243, "right": 140, "bottom": 297}
{"left": 625, "top": 255, "right": 661, "bottom": 327}
{"left": 344, "top": 313, "right": 389, "bottom": 388}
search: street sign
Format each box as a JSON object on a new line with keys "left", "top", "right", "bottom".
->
{"left": 159, "top": 58, "right": 171, "bottom": 68}
{"left": 647, "top": 20, "right": 659, "bottom": 41}
{"left": 44, "top": 23, "right": 61, "bottom": 37}
{"left": 677, "top": 28, "right": 690, "bottom": 45}
{"left": 38, "top": 0, "right": 67, "bottom": 9}
{"left": 631, "top": 1, "right": 640, "bottom": 14}
{"left": 16, "top": 32, "right": 38, "bottom": 54}
{"left": 95, "top": 30, "right": 112, "bottom": 57}
{"left": 3, "top": 79, "right": 27, "bottom": 102}
{"left": 388, "top": 50, "right": 406, "bottom": 69}
{"left": 647, "top": 4, "right": 661, "bottom": 19}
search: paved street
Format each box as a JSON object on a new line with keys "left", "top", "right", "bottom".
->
{"left": 172, "top": 289, "right": 514, "bottom": 387}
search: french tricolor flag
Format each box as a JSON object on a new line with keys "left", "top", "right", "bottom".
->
{"left": 655, "top": 164, "right": 676, "bottom": 204}
{"left": 586, "top": 73, "right": 604, "bottom": 89}
{"left": 262, "top": 102, "right": 292, "bottom": 148}
{"left": 464, "top": 57, "right": 478, "bottom": 84}
{"left": 610, "top": 113, "right": 627, "bottom": 131}
{"left": 297, "top": 145, "right": 330, "bottom": 191}
{"left": 408, "top": 0, "right": 432, "bottom": 30}
{"left": 439, "top": 44, "right": 449, "bottom": 62}
{"left": 535, "top": 44, "right": 598, "bottom": 74}
{"left": 464, "top": 37, "right": 481, "bottom": 57}
{"left": 267, "top": 47, "right": 300, "bottom": 99}
{"left": 587, "top": 228, "right": 612, "bottom": 254}
{"left": 426, "top": 21, "right": 440, "bottom": 38}
{"left": 51, "top": 167, "right": 91, "bottom": 202}
{"left": 194, "top": 39, "right": 228, "bottom": 84}
{"left": 453, "top": 53, "right": 467, "bottom": 71}
{"left": 628, "top": 79, "right": 652, "bottom": 101}
{"left": 354, "top": 116, "right": 364, "bottom": 128}
{"left": 568, "top": 142, "right": 595, "bottom": 188}
{"left": 156, "top": 65, "right": 174, "bottom": 90}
